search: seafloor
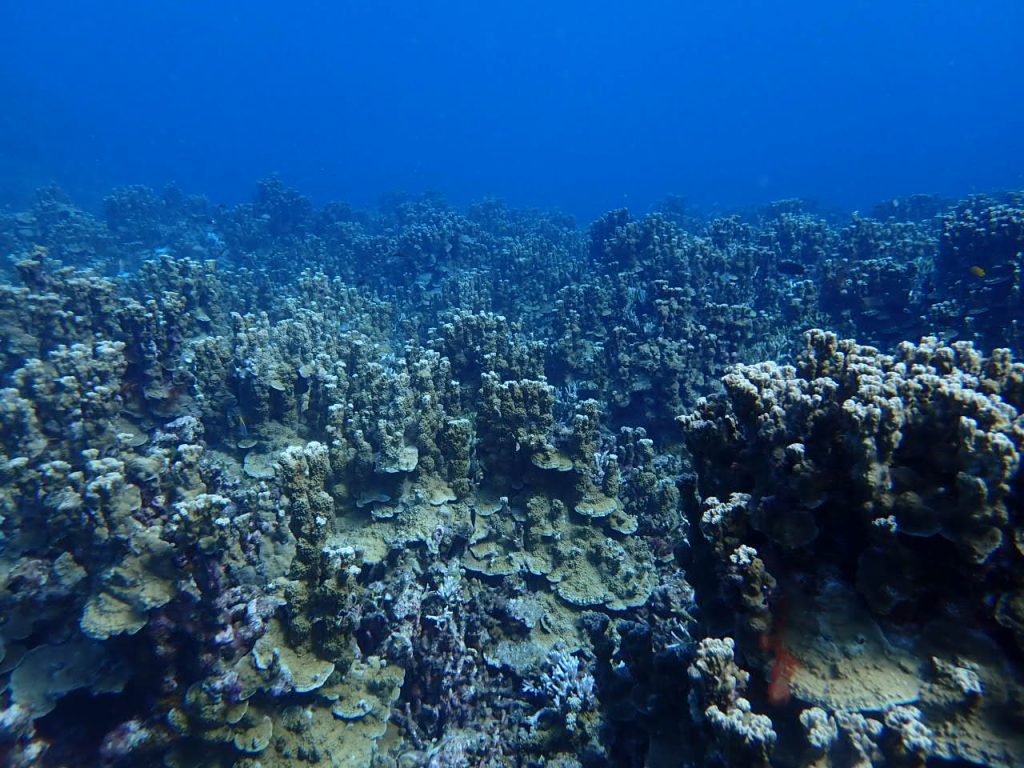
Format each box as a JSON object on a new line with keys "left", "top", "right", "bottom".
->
{"left": 0, "top": 181, "right": 1022, "bottom": 768}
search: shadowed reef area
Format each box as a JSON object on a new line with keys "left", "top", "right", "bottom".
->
{"left": 0, "top": 180, "right": 1022, "bottom": 767}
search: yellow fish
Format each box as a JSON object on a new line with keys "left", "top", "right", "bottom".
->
{"left": 969, "top": 265, "right": 986, "bottom": 278}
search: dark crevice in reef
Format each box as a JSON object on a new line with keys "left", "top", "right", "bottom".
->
{"left": 35, "top": 688, "right": 149, "bottom": 767}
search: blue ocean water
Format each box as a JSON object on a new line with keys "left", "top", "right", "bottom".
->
{"left": 2, "top": 0, "right": 1023, "bottom": 218}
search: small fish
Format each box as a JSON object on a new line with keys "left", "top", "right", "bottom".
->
{"left": 227, "top": 404, "right": 249, "bottom": 436}
{"left": 969, "top": 265, "right": 986, "bottom": 278}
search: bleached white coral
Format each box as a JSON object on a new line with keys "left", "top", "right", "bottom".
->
{"left": 524, "top": 648, "right": 595, "bottom": 733}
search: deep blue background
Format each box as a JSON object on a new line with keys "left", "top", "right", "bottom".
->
{"left": 2, "top": 1, "right": 1022, "bottom": 220}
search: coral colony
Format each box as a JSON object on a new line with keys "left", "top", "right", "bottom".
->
{"left": 0, "top": 180, "right": 1022, "bottom": 766}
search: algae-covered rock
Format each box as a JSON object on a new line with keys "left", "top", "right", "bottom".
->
{"left": 782, "top": 586, "right": 922, "bottom": 711}
{"left": 915, "top": 624, "right": 1024, "bottom": 768}
{"left": 243, "top": 451, "right": 277, "bottom": 479}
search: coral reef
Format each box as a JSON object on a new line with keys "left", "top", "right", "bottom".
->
{"left": 681, "top": 329, "right": 1024, "bottom": 766}
{"left": 0, "top": 180, "right": 1022, "bottom": 767}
